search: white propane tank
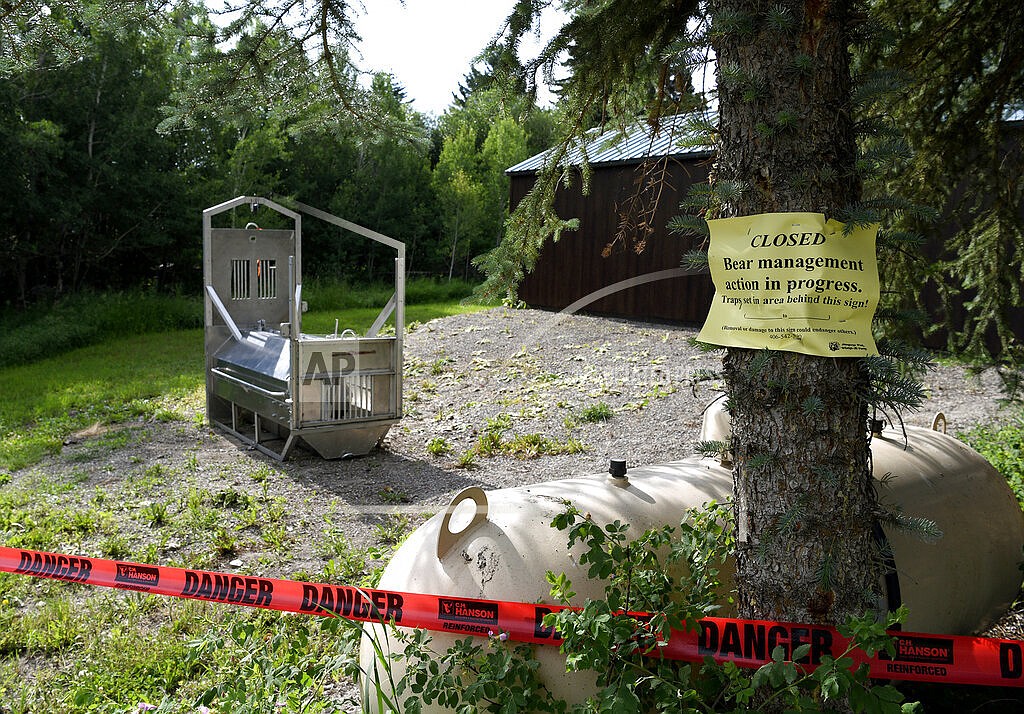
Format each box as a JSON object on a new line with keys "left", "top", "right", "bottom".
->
{"left": 361, "top": 406, "right": 1024, "bottom": 712}
{"left": 698, "top": 399, "right": 1024, "bottom": 635}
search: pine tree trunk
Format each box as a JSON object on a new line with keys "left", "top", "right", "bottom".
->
{"left": 711, "top": 0, "right": 881, "bottom": 627}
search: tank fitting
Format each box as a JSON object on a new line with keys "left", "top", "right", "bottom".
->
{"left": 608, "top": 458, "right": 629, "bottom": 487}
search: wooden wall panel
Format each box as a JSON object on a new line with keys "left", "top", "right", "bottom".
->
{"left": 511, "top": 156, "right": 715, "bottom": 324}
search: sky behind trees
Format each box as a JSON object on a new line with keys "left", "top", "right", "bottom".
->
{"left": 352, "top": 0, "right": 564, "bottom": 116}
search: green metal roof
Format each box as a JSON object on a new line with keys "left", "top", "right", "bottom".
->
{"left": 506, "top": 110, "right": 716, "bottom": 175}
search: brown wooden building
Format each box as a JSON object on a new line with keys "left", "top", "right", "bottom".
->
{"left": 507, "top": 110, "right": 1024, "bottom": 353}
{"left": 506, "top": 114, "right": 716, "bottom": 325}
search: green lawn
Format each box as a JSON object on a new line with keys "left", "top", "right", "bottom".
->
{"left": 0, "top": 301, "right": 488, "bottom": 472}
{"left": 0, "top": 330, "right": 205, "bottom": 471}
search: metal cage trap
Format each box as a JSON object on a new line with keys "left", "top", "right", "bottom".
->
{"left": 203, "top": 196, "right": 405, "bottom": 460}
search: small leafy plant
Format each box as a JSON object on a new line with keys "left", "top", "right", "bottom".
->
{"left": 577, "top": 402, "right": 614, "bottom": 423}
{"left": 426, "top": 437, "right": 452, "bottom": 456}
{"left": 962, "top": 413, "right": 1024, "bottom": 509}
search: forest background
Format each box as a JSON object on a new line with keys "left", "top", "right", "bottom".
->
{"left": 0, "top": 1, "right": 559, "bottom": 310}
{"left": 1, "top": 0, "right": 1022, "bottom": 377}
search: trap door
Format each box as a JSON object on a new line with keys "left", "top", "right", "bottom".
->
{"left": 208, "top": 227, "right": 295, "bottom": 332}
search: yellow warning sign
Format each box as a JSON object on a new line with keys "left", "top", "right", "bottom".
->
{"left": 697, "top": 212, "right": 879, "bottom": 356}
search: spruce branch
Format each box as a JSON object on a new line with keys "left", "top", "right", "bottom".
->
{"left": 680, "top": 248, "right": 709, "bottom": 271}
{"left": 695, "top": 440, "right": 730, "bottom": 460}
{"left": 668, "top": 214, "right": 710, "bottom": 238}
{"left": 876, "top": 507, "right": 944, "bottom": 544}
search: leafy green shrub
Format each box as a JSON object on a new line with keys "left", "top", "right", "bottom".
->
{"left": 961, "top": 413, "right": 1024, "bottom": 509}
{"left": 392, "top": 502, "right": 919, "bottom": 714}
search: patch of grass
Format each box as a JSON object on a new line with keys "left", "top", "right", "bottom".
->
{"left": 0, "top": 330, "right": 204, "bottom": 471}
{"left": 301, "top": 278, "right": 489, "bottom": 336}
{"left": 184, "top": 609, "right": 359, "bottom": 713}
{"left": 0, "top": 583, "right": 346, "bottom": 714}
{"left": 577, "top": 401, "right": 614, "bottom": 423}
{"left": 301, "top": 301, "right": 488, "bottom": 335}
{"left": 0, "top": 595, "right": 91, "bottom": 656}
{"left": 0, "top": 290, "right": 203, "bottom": 370}
{"left": 303, "top": 276, "right": 480, "bottom": 311}
{"left": 0, "top": 481, "right": 119, "bottom": 553}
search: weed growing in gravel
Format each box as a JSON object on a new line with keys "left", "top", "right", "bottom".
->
{"left": 373, "top": 513, "right": 413, "bottom": 545}
{"left": 474, "top": 430, "right": 505, "bottom": 457}
{"left": 142, "top": 501, "right": 170, "bottom": 527}
{"left": 425, "top": 437, "right": 452, "bottom": 456}
{"left": 622, "top": 383, "right": 679, "bottom": 411}
{"left": 429, "top": 357, "right": 452, "bottom": 375}
{"left": 182, "top": 488, "right": 219, "bottom": 532}
{"left": 577, "top": 401, "right": 614, "bottom": 423}
{"left": 318, "top": 516, "right": 354, "bottom": 560}
{"left": 247, "top": 462, "right": 277, "bottom": 484}
{"left": 378, "top": 486, "right": 410, "bottom": 503}
{"left": 212, "top": 487, "right": 250, "bottom": 510}
{"left": 261, "top": 522, "right": 290, "bottom": 551}
{"left": 101, "top": 534, "right": 133, "bottom": 559}
{"left": 505, "top": 433, "right": 587, "bottom": 458}
{"left": 462, "top": 416, "right": 589, "bottom": 460}
{"left": 211, "top": 527, "right": 237, "bottom": 556}
{"left": 454, "top": 449, "right": 478, "bottom": 469}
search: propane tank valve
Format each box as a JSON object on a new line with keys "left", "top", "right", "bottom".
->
{"left": 608, "top": 458, "right": 629, "bottom": 487}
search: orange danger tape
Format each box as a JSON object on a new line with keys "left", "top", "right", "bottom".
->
{"left": 3, "top": 546, "right": 1023, "bottom": 689}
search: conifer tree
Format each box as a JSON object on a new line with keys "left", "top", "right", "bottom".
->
{"left": 863, "top": 0, "right": 1024, "bottom": 376}
{"left": 709, "top": 0, "right": 881, "bottom": 625}
{"left": 487, "top": 0, "right": 889, "bottom": 637}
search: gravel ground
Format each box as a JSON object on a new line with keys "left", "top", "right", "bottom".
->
{"left": 33, "top": 306, "right": 1018, "bottom": 590}
{"left": 270, "top": 307, "right": 1015, "bottom": 554}
{"left": 13, "top": 307, "right": 1021, "bottom": 709}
